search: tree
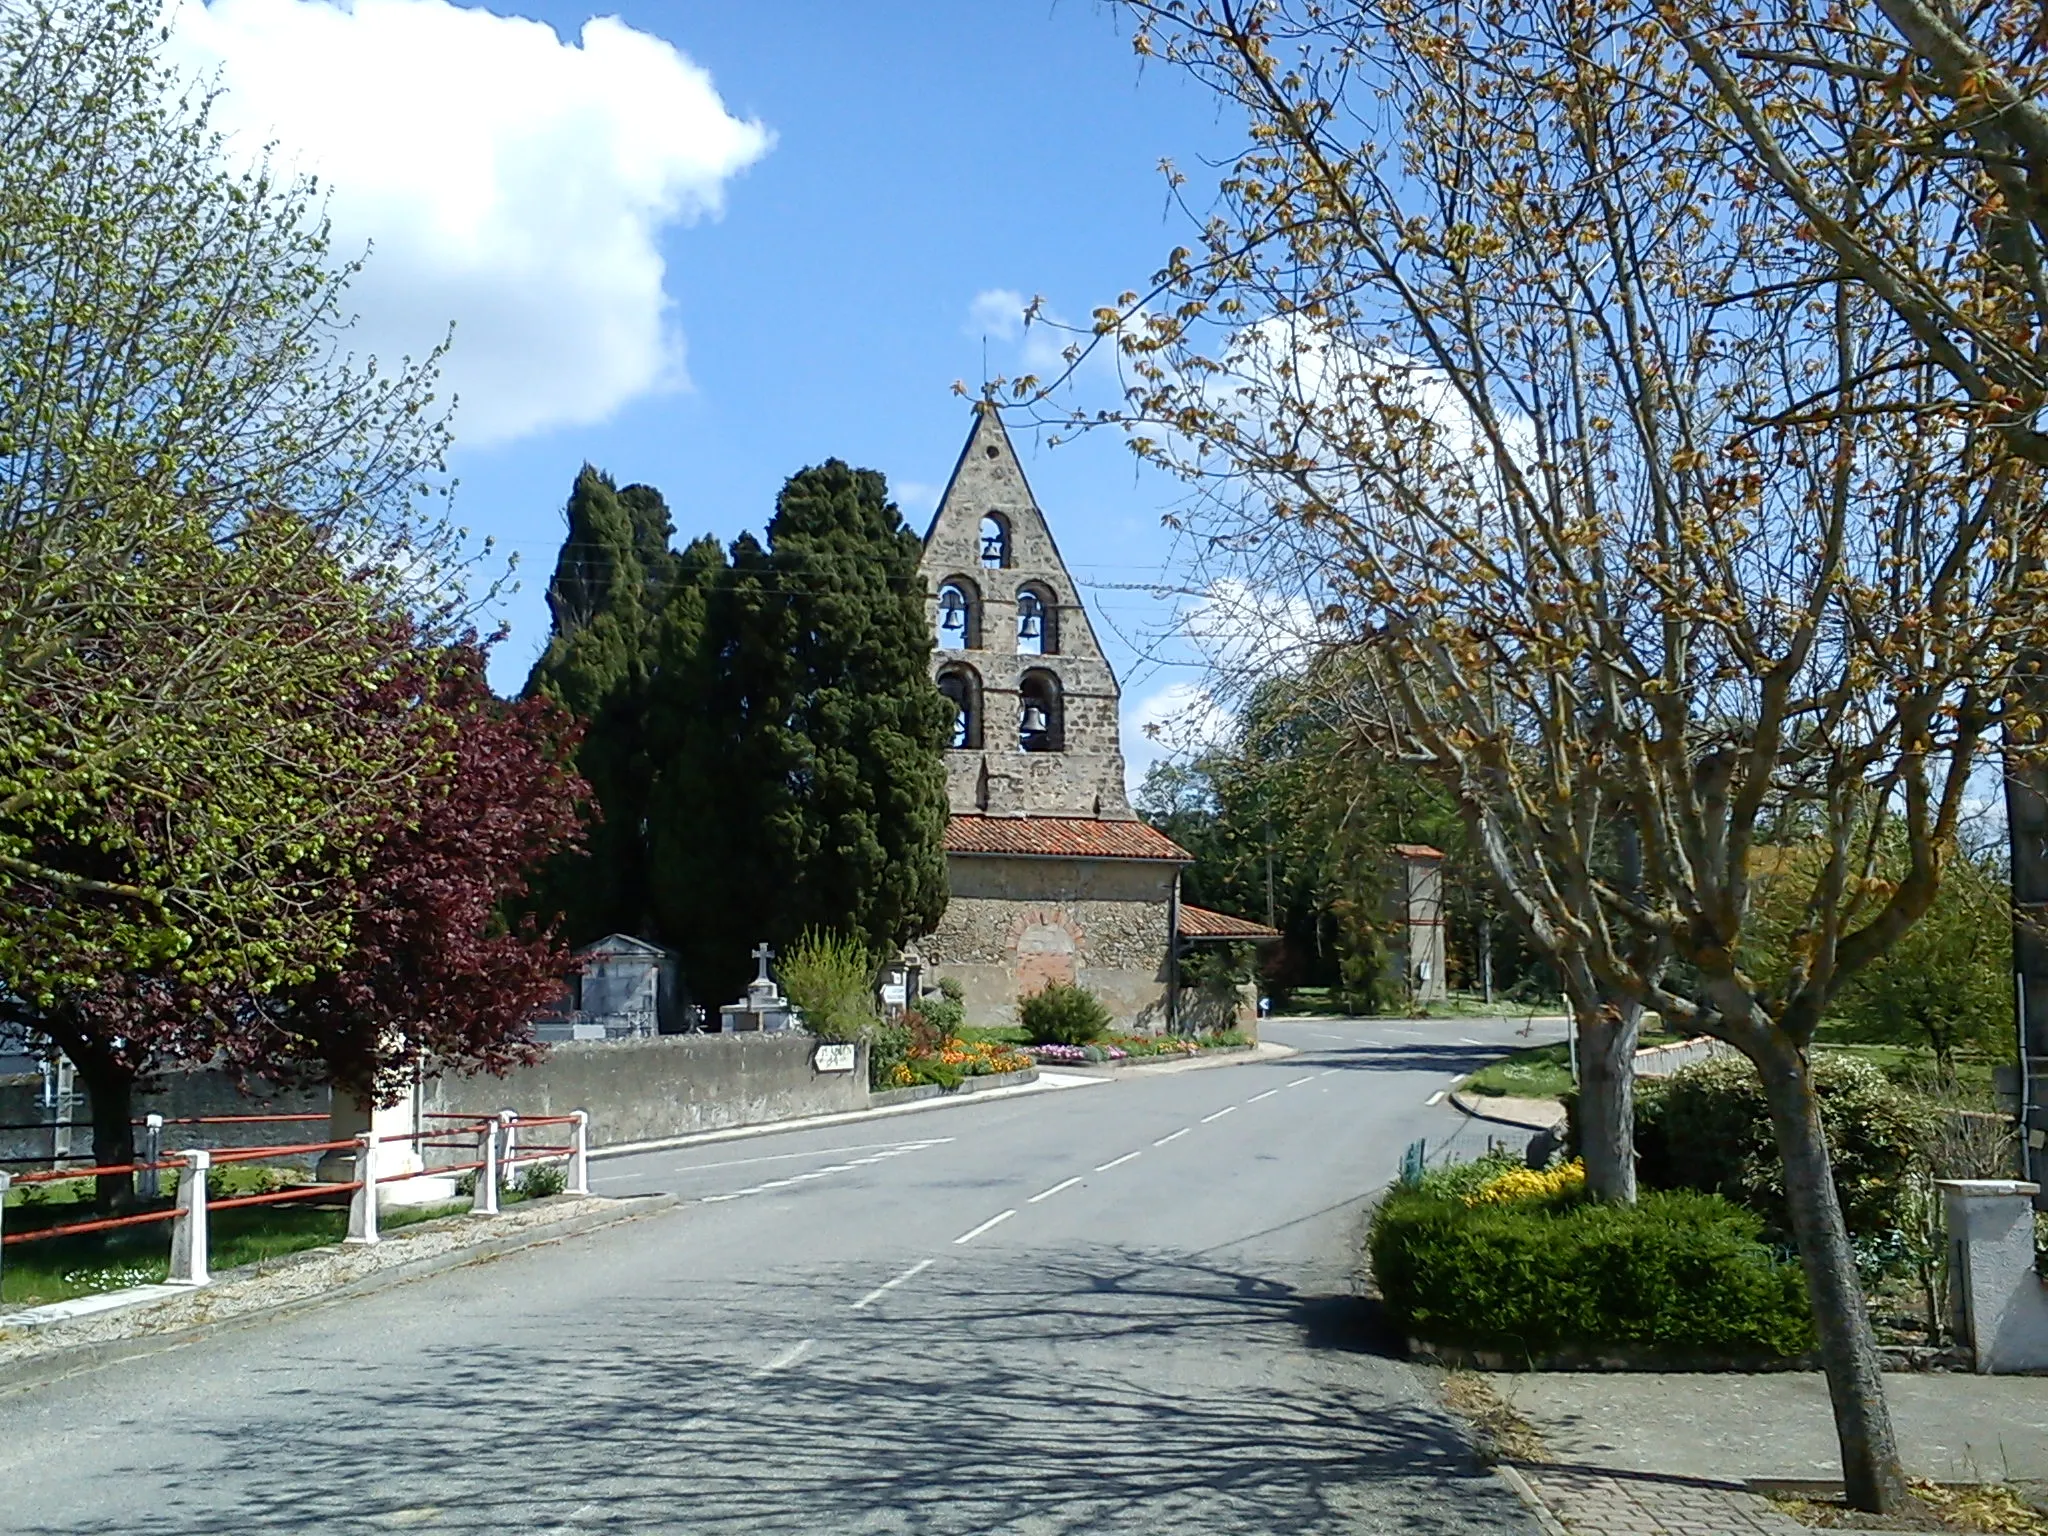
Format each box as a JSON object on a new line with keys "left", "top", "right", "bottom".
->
{"left": 0, "top": 0, "right": 462, "bottom": 1007}
{"left": 756, "top": 461, "right": 953, "bottom": 955}
{"left": 525, "top": 467, "right": 682, "bottom": 941}
{"left": 529, "top": 461, "right": 952, "bottom": 1007}
{"left": 248, "top": 643, "right": 589, "bottom": 1109}
{"left": 1057, "top": 2, "right": 2048, "bottom": 1509}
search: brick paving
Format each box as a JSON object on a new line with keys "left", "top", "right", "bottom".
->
{"left": 1524, "top": 1467, "right": 1810, "bottom": 1535}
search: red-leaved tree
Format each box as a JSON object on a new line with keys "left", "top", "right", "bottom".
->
{"left": 236, "top": 643, "right": 589, "bottom": 1108}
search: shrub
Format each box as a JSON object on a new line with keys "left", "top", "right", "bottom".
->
{"left": 778, "top": 929, "right": 878, "bottom": 1043}
{"left": 1370, "top": 1182, "right": 1814, "bottom": 1360}
{"left": 1019, "top": 982, "right": 1110, "bottom": 1045}
{"left": 937, "top": 976, "right": 964, "bottom": 1004}
{"left": 917, "top": 990, "right": 965, "bottom": 1037}
{"left": 1466, "top": 1158, "right": 1586, "bottom": 1207}
{"left": 868, "top": 1020, "right": 911, "bottom": 1090}
{"left": 517, "top": 1161, "right": 568, "bottom": 1199}
{"left": 1628, "top": 1053, "right": 1933, "bottom": 1240}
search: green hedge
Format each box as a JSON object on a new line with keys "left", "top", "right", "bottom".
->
{"left": 1621, "top": 1054, "right": 1932, "bottom": 1240}
{"left": 1370, "top": 1184, "right": 1815, "bottom": 1360}
{"left": 1019, "top": 982, "right": 1110, "bottom": 1045}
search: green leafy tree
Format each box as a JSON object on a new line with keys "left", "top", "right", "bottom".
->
{"left": 0, "top": 0, "right": 462, "bottom": 1007}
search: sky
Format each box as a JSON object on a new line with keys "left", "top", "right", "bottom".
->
{"left": 165, "top": 0, "right": 1247, "bottom": 791}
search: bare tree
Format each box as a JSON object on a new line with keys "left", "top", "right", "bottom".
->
{"left": 1047, "top": 0, "right": 2048, "bottom": 1511}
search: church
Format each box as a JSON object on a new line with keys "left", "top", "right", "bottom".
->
{"left": 914, "top": 404, "right": 1274, "bottom": 1031}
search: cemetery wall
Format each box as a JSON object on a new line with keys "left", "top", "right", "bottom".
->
{"left": 423, "top": 1032, "right": 868, "bottom": 1148}
{"left": 0, "top": 1068, "right": 331, "bottom": 1171}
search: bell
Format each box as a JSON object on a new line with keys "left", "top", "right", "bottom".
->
{"left": 1021, "top": 702, "right": 1050, "bottom": 734}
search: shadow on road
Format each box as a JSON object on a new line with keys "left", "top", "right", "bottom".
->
{"left": 28, "top": 1243, "right": 1542, "bottom": 1536}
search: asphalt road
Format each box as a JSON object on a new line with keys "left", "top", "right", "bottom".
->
{"left": 0, "top": 1014, "right": 1565, "bottom": 1535}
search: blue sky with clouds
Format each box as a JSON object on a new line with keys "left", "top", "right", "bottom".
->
{"left": 170, "top": 0, "right": 1246, "bottom": 788}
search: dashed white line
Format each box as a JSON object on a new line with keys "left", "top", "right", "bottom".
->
{"left": 1426, "top": 1090, "right": 1447, "bottom": 1106}
{"left": 1028, "top": 1176, "right": 1083, "bottom": 1204}
{"left": 1153, "top": 1128, "right": 1191, "bottom": 1146}
{"left": 1247, "top": 1090, "right": 1278, "bottom": 1103}
{"left": 1095, "top": 1151, "right": 1142, "bottom": 1172}
{"left": 1460, "top": 1037, "right": 1483, "bottom": 1045}
{"left": 754, "top": 1339, "right": 814, "bottom": 1374}
{"left": 1200, "top": 1106, "right": 1236, "bottom": 1123}
{"left": 1285, "top": 1076, "right": 1315, "bottom": 1088}
{"left": 953, "top": 1210, "right": 1016, "bottom": 1245}
{"left": 850, "top": 1258, "right": 935, "bottom": 1311}
{"left": 1317, "top": 1069, "right": 1338, "bottom": 1078}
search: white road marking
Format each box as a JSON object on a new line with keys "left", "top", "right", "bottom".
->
{"left": 1247, "top": 1090, "right": 1278, "bottom": 1103}
{"left": 1095, "top": 1151, "right": 1142, "bottom": 1171}
{"left": 1028, "top": 1176, "right": 1083, "bottom": 1203}
{"left": 1153, "top": 1128, "right": 1190, "bottom": 1146}
{"left": 1285, "top": 1076, "right": 1315, "bottom": 1088}
{"left": 953, "top": 1210, "right": 1016, "bottom": 1245}
{"left": 1200, "top": 1106, "right": 1236, "bottom": 1123}
{"left": 1426, "top": 1090, "right": 1447, "bottom": 1106}
{"left": 617, "top": 1138, "right": 954, "bottom": 1178}
{"left": 1318, "top": 1069, "right": 1338, "bottom": 1078}
{"left": 850, "top": 1258, "right": 935, "bottom": 1311}
{"left": 754, "top": 1339, "right": 814, "bottom": 1375}
{"left": 692, "top": 1139, "right": 947, "bottom": 1204}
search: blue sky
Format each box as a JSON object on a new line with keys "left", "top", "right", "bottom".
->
{"left": 172, "top": 0, "right": 1245, "bottom": 787}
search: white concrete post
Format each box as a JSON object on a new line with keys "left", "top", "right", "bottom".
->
{"left": 167, "top": 1149, "right": 210, "bottom": 1286}
{"left": 473, "top": 1120, "right": 500, "bottom": 1216}
{"left": 0, "top": 1170, "right": 11, "bottom": 1297}
{"left": 568, "top": 1111, "right": 590, "bottom": 1196}
{"left": 138, "top": 1113, "right": 164, "bottom": 1201}
{"left": 1939, "top": 1179, "right": 2048, "bottom": 1373}
{"left": 499, "top": 1109, "right": 520, "bottom": 1192}
{"left": 345, "top": 1132, "right": 379, "bottom": 1245}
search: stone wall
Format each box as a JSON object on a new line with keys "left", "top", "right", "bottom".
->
{"left": 921, "top": 407, "right": 1133, "bottom": 819}
{"left": 923, "top": 853, "right": 1174, "bottom": 1031}
{"left": 422, "top": 1032, "right": 868, "bottom": 1150}
{"left": 0, "top": 1069, "right": 332, "bottom": 1171}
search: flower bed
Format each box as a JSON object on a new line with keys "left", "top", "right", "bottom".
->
{"left": 1025, "top": 1030, "right": 1250, "bottom": 1066}
{"left": 886, "top": 1034, "right": 1032, "bottom": 1090}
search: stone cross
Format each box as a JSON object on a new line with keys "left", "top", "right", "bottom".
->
{"left": 751, "top": 943, "right": 775, "bottom": 983}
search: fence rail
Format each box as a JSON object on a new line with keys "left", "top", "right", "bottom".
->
{"left": 0, "top": 1109, "right": 589, "bottom": 1297}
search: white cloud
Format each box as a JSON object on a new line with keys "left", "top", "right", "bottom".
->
{"left": 966, "top": 289, "right": 1027, "bottom": 343}
{"left": 166, "top": 0, "right": 772, "bottom": 447}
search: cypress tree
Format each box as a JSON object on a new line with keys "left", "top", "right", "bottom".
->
{"left": 762, "top": 461, "right": 952, "bottom": 954}
{"left": 527, "top": 459, "right": 950, "bottom": 1007}
{"left": 524, "top": 467, "right": 675, "bottom": 941}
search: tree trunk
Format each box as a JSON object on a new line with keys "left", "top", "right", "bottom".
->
{"left": 1757, "top": 1041, "right": 1909, "bottom": 1514}
{"left": 1577, "top": 998, "right": 1639, "bottom": 1204}
{"left": 2002, "top": 737, "right": 2048, "bottom": 1207}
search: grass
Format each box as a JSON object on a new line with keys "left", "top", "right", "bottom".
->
{"left": 2, "top": 1165, "right": 469, "bottom": 1307}
{"left": 1460, "top": 1028, "right": 1690, "bottom": 1100}
{"left": 1278, "top": 987, "right": 1568, "bottom": 1020}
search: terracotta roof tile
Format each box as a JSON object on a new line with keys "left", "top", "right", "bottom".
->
{"left": 1178, "top": 904, "right": 1281, "bottom": 939}
{"left": 944, "top": 815, "right": 1192, "bottom": 862}
{"left": 1390, "top": 843, "right": 1445, "bottom": 860}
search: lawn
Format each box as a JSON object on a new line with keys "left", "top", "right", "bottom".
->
{"left": 2, "top": 1166, "right": 470, "bottom": 1307}
{"left": 1461, "top": 1029, "right": 1688, "bottom": 1100}
{"left": 1278, "top": 987, "right": 1567, "bottom": 1020}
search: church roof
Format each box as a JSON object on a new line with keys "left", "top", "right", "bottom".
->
{"left": 1178, "top": 905, "right": 1282, "bottom": 940}
{"left": 944, "top": 815, "right": 1192, "bottom": 862}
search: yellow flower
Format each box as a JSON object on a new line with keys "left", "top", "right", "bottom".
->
{"left": 1465, "top": 1158, "right": 1586, "bottom": 1206}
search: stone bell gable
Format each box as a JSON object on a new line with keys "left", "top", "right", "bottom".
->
{"left": 920, "top": 403, "right": 1133, "bottom": 821}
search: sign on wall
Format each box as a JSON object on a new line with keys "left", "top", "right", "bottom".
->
{"left": 813, "top": 1043, "right": 857, "bottom": 1074}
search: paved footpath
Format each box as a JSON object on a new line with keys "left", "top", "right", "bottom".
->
{"left": 0, "top": 1014, "right": 1565, "bottom": 1535}
{"left": 1490, "top": 1369, "right": 2048, "bottom": 1533}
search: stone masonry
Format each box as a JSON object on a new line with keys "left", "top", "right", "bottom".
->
{"left": 916, "top": 404, "right": 1190, "bottom": 1031}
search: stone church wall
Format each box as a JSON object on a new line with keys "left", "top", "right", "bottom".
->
{"left": 923, "top": 854, "right": 1175, "bottom": 1033}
